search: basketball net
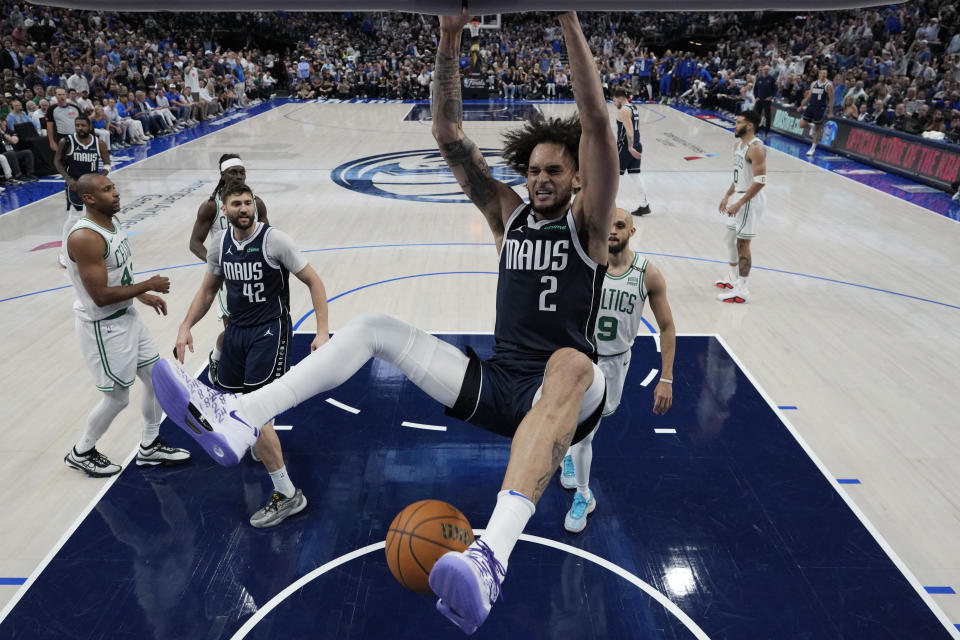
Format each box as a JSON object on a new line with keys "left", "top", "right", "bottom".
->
{"left": 468, "top": 19, "right": 481, "bottom": 39}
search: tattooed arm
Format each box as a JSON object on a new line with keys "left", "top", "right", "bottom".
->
{"left": 560, "top": 11, "right": 619, "bottom": 264}
{"left": 433, "top": 11, "right": 522, "bottom": 251}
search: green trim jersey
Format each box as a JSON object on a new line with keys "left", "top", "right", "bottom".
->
{"left": 733, "top": 137, "right": 763, "bottom": 193}
{"left": 595, "top": 254, "right": 649, "bottom": 356}
{"left": 66, "top": 217, "right": 135, "bottom": 321}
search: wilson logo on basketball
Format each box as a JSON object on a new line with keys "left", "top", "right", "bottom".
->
{"left": 331, "top": 148, "right": 523, "bottom": 204}
{"left": 439, "top": 522, "right": 472, "bottom": 545}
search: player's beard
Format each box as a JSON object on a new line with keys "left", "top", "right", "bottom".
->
{"left": 609, "top": 238, "right": 629, "bottom": 255}
{"left": 530, "top": 184, "right": 573, "bottom": 218}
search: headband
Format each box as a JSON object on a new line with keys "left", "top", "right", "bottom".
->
{"left": 220, "top": 157, "right": 244, "bottom": 172}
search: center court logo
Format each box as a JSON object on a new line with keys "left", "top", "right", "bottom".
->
{"left": 331, "top": 149, "right": 523, "bottom": 204}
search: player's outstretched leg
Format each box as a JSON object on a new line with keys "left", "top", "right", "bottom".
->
{"left": 153, "top": 313, "right": 469, "bottom": 467}
{"left": 151, "top": 358, "right": 259, "bottom": 466}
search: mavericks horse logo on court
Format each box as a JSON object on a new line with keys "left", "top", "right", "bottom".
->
{"left": 331, "top": 149, "right": 523, "bottom": 204}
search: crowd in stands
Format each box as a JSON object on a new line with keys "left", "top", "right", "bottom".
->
{"left": 0, "top": 0, "right": 957, "bottom": 189}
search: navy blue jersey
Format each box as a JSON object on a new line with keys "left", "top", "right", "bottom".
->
{"left": 494, "top": 204, "right": 606, "bottom": 360}
{"left": 808, "top": 80, "right": 831, "bottom": 111}
{"left": 616, "top": 104, "right": 641, "bottom": 154}
{"left": 219, "top": 224, "right": 291, "bottom": 327}
{"left": 65, "top": 134, "right": 102, "bottom": 180}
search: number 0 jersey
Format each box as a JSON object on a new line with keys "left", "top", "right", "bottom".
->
{"left": 733, "top": 137, "right": 763, "bottom": 192}
{"left": 595, "top": 254, "right": 649, "bottom": 356}
{"left": 494, "top": 204, "right": 607, "bottom": 360}
{"left": 66, "top": 217, "right": 134, "bottom": 321}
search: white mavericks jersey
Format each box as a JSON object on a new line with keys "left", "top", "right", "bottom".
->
{"left": 66, "top": 217, "right": 134, "bottom": 321}
{"left": 733, "top": 137, "right": 764, "bottom": 193}
{"left": 595, "top": 254, "right": 649, "bottom": 356}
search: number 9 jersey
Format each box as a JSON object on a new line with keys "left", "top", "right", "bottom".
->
{"left": 594, "top": 254, "right": 649, "bottom": 357}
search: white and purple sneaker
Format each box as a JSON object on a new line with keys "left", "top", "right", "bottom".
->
{"left": 429, "top": 538, "right": 505, "bottom": 635}
{"left": 151, "top": 359, "right": 259, "bottom": 466}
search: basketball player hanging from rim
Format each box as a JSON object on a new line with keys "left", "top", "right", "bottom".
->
{"left": 798, "top": 67, "right": 834, "bottom": 156}
{"left": 149, "top": 10, "right": 617, "bottom": 635}
{"left": 187, "top": 154, "right": 269, "bottom": 383}
{"left": 612, "top": 87, "right": 651, "bottom": 215}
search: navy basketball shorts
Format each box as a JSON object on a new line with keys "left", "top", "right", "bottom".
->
{"left": 801, "top": 106, "right": 827, "bottom": 125}
{"left": 618, "top": 148, "right": 642, "bottom": 174}
{"left": 65, "top": 187, "right": 84, "bottom": 211}
{"left": 446, "top": 348, "right": 606, "bottom": 445}
{"left": 216, "top": 314, "right": 292, "bottom": 393}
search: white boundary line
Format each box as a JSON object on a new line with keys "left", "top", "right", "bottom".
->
{"left": 640, "top": 368, "right": 659, "bottom": 387}
{"left": 227, "top": 530, "right": 712, "bottom": 640}
{"left": 0, "top": 362, "right": 207, "bottom": 625}
{"left": 713, "top": 334, "right": 960, "bottom": 639}
{"left": 666, "top": 104, "right": 960, "bottom": 226}
{"left": 325, "top": 398, "right": 360, "bottom": 414}
{"left": 401, "top": 421, "right": 447, "bottom": 432}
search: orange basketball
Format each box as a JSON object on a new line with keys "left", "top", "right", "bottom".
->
{"left": 384, "top": 500, "right": 474, "bottom": 594}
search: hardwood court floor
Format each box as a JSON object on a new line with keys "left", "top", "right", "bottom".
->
{"left": 0, "top": 100, "right": 958, "bottom": 628}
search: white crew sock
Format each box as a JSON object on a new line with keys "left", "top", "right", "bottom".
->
{"left": 269, "top": 465, "right": 296, "bottom": 498}
{"left": 477, "top": 490, "right": 536, "bottom": 573}
{"left": 739, "top": 275, "right": 749, "bottom": 292}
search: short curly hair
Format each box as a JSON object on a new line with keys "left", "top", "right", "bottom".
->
{"left": 501, "top": 114, "right": 581, "bottom": 176}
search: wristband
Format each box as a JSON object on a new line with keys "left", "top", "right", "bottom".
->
{"left": 659, "top": 378, "right": 672, "bottom": 384}
{"left": 102, "top": 165, "right": 111, "bottom": 172}
{"left": 753, "top": 175, "right": 766, "bottom": 184}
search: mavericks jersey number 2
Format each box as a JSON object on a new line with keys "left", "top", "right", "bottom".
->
{"left": 495, "top": 204, "right": 606, "bottom": 359}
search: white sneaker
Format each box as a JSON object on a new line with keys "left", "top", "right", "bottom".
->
{"left": 805, "top": 145, "right": 816, "bottom": 156}
{"left": 150, "top": 358, "right": 259, "bottom": 466}
{"left": 714, "top": 277, "right": 735, "bottom": 290}
{"left": 136, "top": 436, "right": 192, "bottom": 467}
{"left": 430, "top": 539, "right": 505, "bottom": 634}
{"left": 718, "top": 286, "right": 750, "bottom": 303}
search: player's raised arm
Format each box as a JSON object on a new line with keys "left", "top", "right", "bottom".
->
{"left": 432, "top": 10, "right": 521, "bottom": 249}
{"left": 560, "top": 11, "right": 618, "bottom": 257}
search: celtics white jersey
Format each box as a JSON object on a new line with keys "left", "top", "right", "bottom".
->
{"left": 66, "top": 217, "right": 134, "bottom": 321}
{"left": 595, "top": 254, "right": 649, "bottom": 356}
{"left": 733, "top": 137, "right": 763, "bottom": 192}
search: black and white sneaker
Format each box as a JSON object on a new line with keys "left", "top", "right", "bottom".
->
{"left": 207, "top": 350, "right": 219, "bottom": 385}
{"left": 64, "top": 447, "right": 121, "bottom": 477}
{"left": 632, "top": 204, "right": 651, "bottom": 216}
{"left": 136, "top": 437, "right": 192, "bottom": 467}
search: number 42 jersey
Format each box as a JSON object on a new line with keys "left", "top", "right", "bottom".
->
{"left": 210, "top": 222, "right": 307, "bottom": 328}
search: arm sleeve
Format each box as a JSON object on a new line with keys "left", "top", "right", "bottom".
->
{"left": 206, "top": 237, "right": 222, "bottom": 275}
{"left": 264, "top": 228, "right": 308, "bottom": 273}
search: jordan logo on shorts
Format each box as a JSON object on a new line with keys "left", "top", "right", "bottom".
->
{"left": 264, "top": 328, "right": 273, "bottom": 336}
